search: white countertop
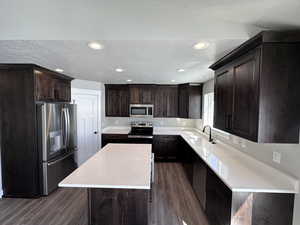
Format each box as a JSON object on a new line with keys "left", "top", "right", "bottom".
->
{"left": 102, "top": 126, "right": 299, "bottom": 193}
{"left": 59, "top": 144, "right": 152, "bottom": 189}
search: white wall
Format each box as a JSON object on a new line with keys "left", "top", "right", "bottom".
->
{"left": 103, "top": 117, "right": 198, "bottom": 128}
{"left": 200, "top": 78, "right": 300, "bottom": 225}
{"left": 72, "top": 79, "right": 103, "bottom": 91}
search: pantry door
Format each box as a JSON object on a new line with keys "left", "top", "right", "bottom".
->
{"left": 72, "top": 88, "right": 101, "bottom": 166}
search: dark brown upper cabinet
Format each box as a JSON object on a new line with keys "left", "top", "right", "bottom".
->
{"left": 178, "top": 83, "right": 203, "bottom": 119}
{"left": 129, "top": 84, "right": 154, "bottom": 104}
{"left": 35, "top": 68, "right": 72, "bottom": 102}
{"left": 154, "top": 85, "right": 178, "bottom": 118}
{"left": 214, "top": 68, "right": 233, "bottom": 132}
{"left": 105, "top": 84, "right": 129, "bottom": 117}
{"left": 210, "top": 31, "right": 300, "bottom": 143}
{"left": 105, "top": 83, "right": 203, "bottom": 118}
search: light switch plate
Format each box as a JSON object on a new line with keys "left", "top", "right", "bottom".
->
{"left": 273, "top": 151, "right": 281, "bottom": 164}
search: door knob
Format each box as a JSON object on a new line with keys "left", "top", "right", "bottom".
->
{"left": 94, "top": 131, "right": 98, "bottom": 134}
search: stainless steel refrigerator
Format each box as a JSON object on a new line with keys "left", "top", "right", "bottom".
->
{"left": 36, "top": 103, "right": 78, "bottom": 195}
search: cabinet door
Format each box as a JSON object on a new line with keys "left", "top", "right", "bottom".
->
{"left": 153, "top": 135, "right": 179, "bottom": 161}
{"left": 206, "top": 168, "right": 232, "bottom": 225}
{"left": 231, "top": 48, "right": 260, "bottom": 141}
{"left": 54, "top": 79, "right": 71, "bottom": 102}
{"left": 140, "top": 85, "right": 153, "bottom": 104}
{"left": 178, "top": 84, "right": 202, "bottom": 119}
{"left": 154, "top": 86, "right": 167, "bottom": 117}
{"left": 154, "top": 86, "right": 178, "bottom": 118}
{"left": 129, "top": 86, "right": 140, "bottom": 104}
{"left": 105, "top": 85, "right": 129, "bottom": 117}
{"left": 188, "top": 85, "right": 203, "bottom": 119}
{"left": 193, "top": 156, "right": 207, "bottom": 209}
{"left": 129, "top": 85, "right": 153, "bottom": 104}
{"left": 106, "top": 88, "right": 119, "bottom": 116}
{"left": 178, "top": 84, "right": 189, "bottom": 118}
{"left": 181, "top": 139, "right": 195, "bottom": 184}
{"left": 214, "top": 68, "right": 233, "bottom": 131}
{"left": 154, "top": 85, "right": 168, "bottom": 117}
{"left": 166, "top": 86, "right": 178, "bottom": 117}
{"left": 119, "top": 87, "right": 130, "bottom": 116}
{"left": 35, "top": 72, "right": 55, "bottom": 101}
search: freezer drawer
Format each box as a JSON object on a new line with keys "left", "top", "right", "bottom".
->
{"left": 42, "top": 151, "right": 77, "bottom": 195}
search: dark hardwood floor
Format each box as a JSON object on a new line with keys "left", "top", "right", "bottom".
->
{"left": 0, "top": 163, "right": 209, "bottom": 225}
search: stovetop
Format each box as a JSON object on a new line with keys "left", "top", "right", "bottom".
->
{"left": 129, "top": 121, "right": 153, "bottom": 137}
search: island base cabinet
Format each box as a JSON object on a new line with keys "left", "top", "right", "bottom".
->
{"left": 231, "top": 192, "right": 294, "bottom": 225}
{"left": 88, "top": 188, "right": 149, "bottom": 225}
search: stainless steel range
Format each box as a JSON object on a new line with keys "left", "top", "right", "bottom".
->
{"left": 128, "top": 121, "right": 153, "bottom": 143}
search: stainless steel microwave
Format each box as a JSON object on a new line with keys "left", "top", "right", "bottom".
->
{"left": 129, "top": 104, "right": 153, "bottom": 117}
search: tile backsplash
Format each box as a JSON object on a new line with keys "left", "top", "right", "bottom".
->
{"left": 103, "top": 117, "right": 200, "bottom": 128}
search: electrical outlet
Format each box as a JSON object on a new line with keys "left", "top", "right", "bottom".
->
{"left": 273, "top": 151, "right": 281, "bottom": 164}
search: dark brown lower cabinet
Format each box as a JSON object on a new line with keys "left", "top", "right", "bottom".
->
{"left": 101, "top": 134, "right": 129, "bottom": 147}
{"left": 205, "top": 168, "right": 232, "bottom": 225}
{"left": 152, "top": 135, "right": 180, "bottom": 161}
{"left": 179, "top": 138, "right": 295, "bottom": 225}
{"left": 179, "top": 136, "right": 195, "bottom": 183}
{"left": 101, "top": 134, "right": 153, "bottom": 148}
{"left": 192, "top": 156, "right": 207, "bottom": 210}
{"left": 88, "top": 188, "right": 149, "bottom": 225}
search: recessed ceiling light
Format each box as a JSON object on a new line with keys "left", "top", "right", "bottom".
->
{"left": 193, "top": 42, "right": 210, "bottom": 50}
{"left": 171, "top": 80, "right": 176, "bottom": 82}
{"left": 55, "top": 68, "right": 64, "bottom": 73}
{"left": 177, "top": 69, "right": 185, "bottom": 72}
{"left": 115, "top": 68, "right": 124, "bottom": 72}
{"left": 126, "top": 79, "right": 132, "bottom": 82}
{"left": 88, "top": 41, "right": 103, "bottom": 50}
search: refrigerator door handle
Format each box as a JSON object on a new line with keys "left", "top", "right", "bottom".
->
{"left": 66, "top": 108, "right": 71, "bottom": 147}
{"left": 62, "top": 108, "right": 68, "bottom": 148}
{"left": 41, "top": 104, "right": 48, "bottom": 162}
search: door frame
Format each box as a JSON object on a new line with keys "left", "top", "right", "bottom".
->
{"left": 71, "top": 88, "right": 102, "bottom": 159}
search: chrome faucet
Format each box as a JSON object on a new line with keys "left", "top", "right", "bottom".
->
{"left": 202, "top": 125, "right": 214, "bottom": 143}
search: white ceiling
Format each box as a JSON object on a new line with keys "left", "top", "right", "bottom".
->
{"left": 0, "top": 40, "right": 246, "bottom": 83}
{"left": 0, "top": 0, "right": 299, "bottom": 83}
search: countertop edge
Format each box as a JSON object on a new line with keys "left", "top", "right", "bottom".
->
{"left": 59, "top": 183, "right": 151, "bottom": 190}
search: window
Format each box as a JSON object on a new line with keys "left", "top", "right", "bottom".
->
{"left": 203, "top": 92, "right": 214, "bottom": 127}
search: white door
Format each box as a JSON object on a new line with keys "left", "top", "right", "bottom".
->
{"left": 72, "top": 88, "right": 101, "bottom": 166}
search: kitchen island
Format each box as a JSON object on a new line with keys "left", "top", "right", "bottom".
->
{"left": 59, "top": 143, "right": 153, "bottom": 225}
